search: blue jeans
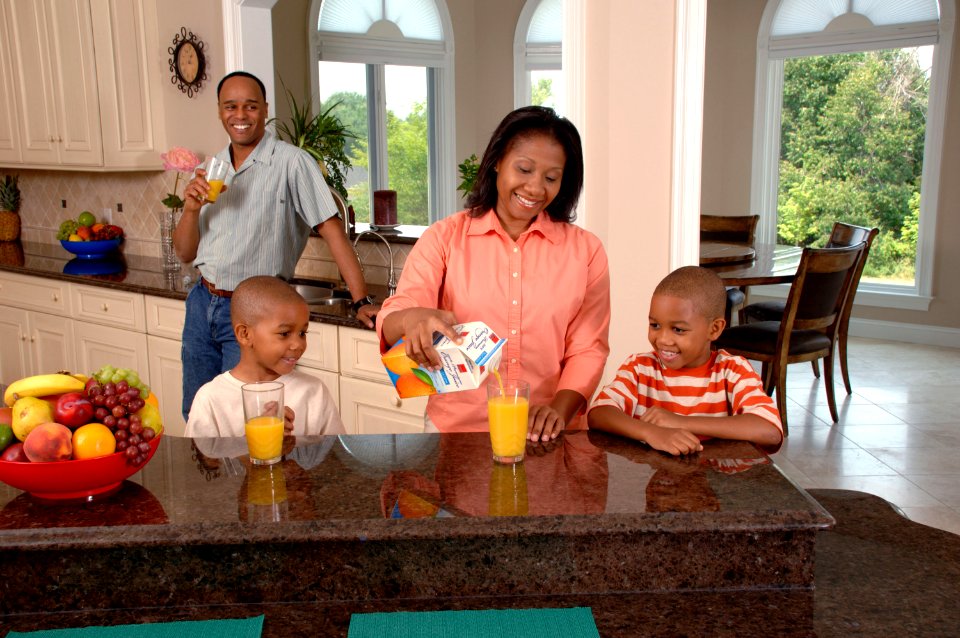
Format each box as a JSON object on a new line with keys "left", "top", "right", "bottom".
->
{"left": 181, "top": 283, "right": 241, "bottom": 420}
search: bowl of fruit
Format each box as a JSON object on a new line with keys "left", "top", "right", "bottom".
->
{"left": 0, "top": 366, "right": 164, "bottom": 502}
{"left": 57, "top": 211, "right": 125, "bottom": 259}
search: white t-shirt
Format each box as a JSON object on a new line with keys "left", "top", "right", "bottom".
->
{"left": 186, "top": 369, "right": 345, "bottom": 438}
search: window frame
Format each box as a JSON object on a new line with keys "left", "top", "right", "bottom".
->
{"left": 308, "top": 1, "right": 456, "bottom": 224}
{"left": 514, "top": 0, "right": 563, "bottom": 109}
{"left": 750, "top": 0, "right": 955, "bottom": 310}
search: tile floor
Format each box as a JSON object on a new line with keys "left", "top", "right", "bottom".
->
{"left": 771, "top": 336, "right": 960, "bottom": 536}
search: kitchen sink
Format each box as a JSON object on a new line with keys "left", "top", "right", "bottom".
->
{"left": 289, "top": 278, "right": 350, "bottom": 305}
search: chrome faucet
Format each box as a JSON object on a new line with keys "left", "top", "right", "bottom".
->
{"left": 353, "top": 230, "right": 397, "bottom": 297}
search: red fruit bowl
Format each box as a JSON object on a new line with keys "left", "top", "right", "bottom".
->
{"left": 0, "top": 434, "right": 161, "bottom": 502}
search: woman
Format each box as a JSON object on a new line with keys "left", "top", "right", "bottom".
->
{"left": 377, "top": 106, "right": 610, "bottom": 440}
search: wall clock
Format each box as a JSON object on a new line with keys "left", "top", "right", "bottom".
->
{"left": 168, "top": 27, "right": 208, "bottom": 98}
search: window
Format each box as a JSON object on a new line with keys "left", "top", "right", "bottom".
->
{"left": 514, "top": 0, "right": 564, "bottom": 112}
{"left": 752, "top": 0, "right": 952, "bottom": 309}
{"left": 309, "top": 0, "right": 455, "bottom": 225}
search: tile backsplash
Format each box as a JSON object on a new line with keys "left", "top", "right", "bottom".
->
{"left": 13, "top": 170, "right": 411, "bottom": 289}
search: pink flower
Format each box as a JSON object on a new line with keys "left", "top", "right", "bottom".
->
{"left": 161, "top": 147, "right": 200, "bottom": 173}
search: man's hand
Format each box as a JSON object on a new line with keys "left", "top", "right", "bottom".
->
{"left": 355, "top": 303, "right": 379, "bottom": 329}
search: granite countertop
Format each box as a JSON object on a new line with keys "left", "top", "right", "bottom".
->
{"left": 0, "top": 240, "right": 381, "bottom": 329}
{"left": 1, "top": 431, "right": 958, "bottom": 636}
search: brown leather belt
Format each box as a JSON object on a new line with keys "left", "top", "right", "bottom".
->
{"left": 199, "top": 277, "right": 232, "bottom": 298}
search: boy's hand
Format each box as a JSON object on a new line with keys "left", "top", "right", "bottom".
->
{"left": 645, "top": 424, "right": 703, "bottom": 456}
{"left": 639, "top": 406, "right": 687, "bottom": 429}
{"left": 283, "top": 406, "right": 295, "bottom": 434}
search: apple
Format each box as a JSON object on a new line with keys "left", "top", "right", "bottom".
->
{"left": 54, "top": 392, "right": 95, "bottom": 428}
{"left": 0, "top": 406, "right": 11, "bottom": 426}
{"left": 0, "top": 442, "right": 29, "bottom": 462}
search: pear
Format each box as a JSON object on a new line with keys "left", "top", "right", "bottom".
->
{"left": 12, "top": 396, "right": 55, "bottom": 442}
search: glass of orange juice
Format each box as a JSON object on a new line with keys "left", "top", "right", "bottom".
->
{"left": 487, "top": 378, "right": 529, "bottom": 464}
{"left": 241, "top": 381, "right": 285, "bottom": 465}
{"left": 204, "top": 156, "right": 229, "bottom": 202}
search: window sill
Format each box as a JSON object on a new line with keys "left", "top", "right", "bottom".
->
{"left": 750, "top": 284, "right": 933, "bottom": 312}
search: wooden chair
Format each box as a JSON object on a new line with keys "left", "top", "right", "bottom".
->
{"left": 714, "top": 243, "right": 866, "bottom": 435}
{"left": 700, "top": 215, "right": 760, "bottom": 324}
{"left": 742, "top": 222, "right": 878, "bottom": 394}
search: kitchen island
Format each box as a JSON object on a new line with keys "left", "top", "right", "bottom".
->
{"left": 1, "top": 431, "right": 958, "bottom": 636}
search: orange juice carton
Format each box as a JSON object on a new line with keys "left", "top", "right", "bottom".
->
{"left": 381, "top": 321, "right": 506, "bottom": 398}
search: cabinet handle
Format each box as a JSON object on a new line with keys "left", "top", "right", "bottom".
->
{"left": 20, "top": 334, "right": 26, "bottom": 341}
{"left": 101, "top": 303, "right": 109, "bottom": 312}
{"left": 30, "top": 335, "right": 35, "bottom": 343}
{"left": 52, "top": 293, "right": 59, "bottom": 302}
{"left": 391, "top": 393, "right": 402, "bottom": 408}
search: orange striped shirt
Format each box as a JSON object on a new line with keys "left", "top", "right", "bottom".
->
{"left": 591, "top": 350, "right": 782, "bottom": 435}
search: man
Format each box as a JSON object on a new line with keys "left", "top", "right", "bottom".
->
{"left": 173, "top": 71, "right": 377, "bottom": 419}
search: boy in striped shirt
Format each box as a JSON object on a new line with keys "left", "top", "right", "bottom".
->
{"left": 588, "top": 266, "right": 783, "bottom": 455}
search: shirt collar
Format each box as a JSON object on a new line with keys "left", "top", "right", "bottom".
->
{"left": 225, "top": 130, "right": 277, "bottom": 174}
{"left": 467, "top": 209, "right": 564, "bottom": 245}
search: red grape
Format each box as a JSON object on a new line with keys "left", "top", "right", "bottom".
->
{"left": 117, "top": 440, "right": 129, "bottom": 451}
{"left": 103, "top": 415, "right": 117, "bottom": 428}
{"left": 129, "top": 415, "right": 141, "bottom": 426}
{"left": 138, "top": 442, "right": 151, "bottom": 453}
{"left": 116, "top": 417, "right": 130, "bottom": 430}
{"left": 104, "top": 395, "right": 118, "bottom": 409}
{"left": 142, "top": 428, "right": 155, "bottom": 441}
{"left": 111, "top": 405, "right": 126, "bottom": 418}
{"left": 127, "top": 387, "right": 141, "bottom": 400}
{"left": 125, "top": 446, "right": 138, "bottom": 459}
{"left": 116, "top": 380, "right": 129, "bottom": 393}
{"left": 128, "top": 434, "right": 142, "bottom": 446}
{"left": 129, "top": 399, "right": 145, "bottom": 412}
{"left": 103, "top": 383, "right": 116, "bottom": 396}
{"left": 95, "top": 407, "right": 110, "bottom": 421}
{"left": 92, "top": 394, "right": 106, "bottom": 407}
{"left": 87, "top": 384, "right": 103, "bottom": 397}
{"left": 129, "top": 422, "right": 143, "bottom": 435}
{"left": 115, "top": 430, "right": 128, "bottom": 441}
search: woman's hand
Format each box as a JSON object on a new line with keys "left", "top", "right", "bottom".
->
{"left": 528, "top": 404, "right": 565, "bottom": 443}
{"left": 399, "top": 308, "right": 459, "bottom": 370}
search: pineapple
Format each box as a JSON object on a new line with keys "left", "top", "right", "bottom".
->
{"left": 0, "top": 174, "right": 20, "bottom": 241}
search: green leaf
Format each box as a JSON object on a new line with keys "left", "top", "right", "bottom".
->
{"left": 412, "top": 368, "right": 435, "bottom": 388}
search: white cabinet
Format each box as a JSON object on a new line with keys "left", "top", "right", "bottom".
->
{"left": 0, "top": 4, "right": 21, "bottom": 163}
{"left": 146, "top": 335, "right": 186, "bottom": 438}
{"left": 0, "top": 0, "right": 164, "bottom": 170}
{"left": 297, "top": 321, "right": 340, "bottom": 411}
{"left": 0, "top": 307, "right": 76, "bottom": 384}
{"left": 338, "top": 327, "right": 427, "bottom": 434}
{"left": 71, "top": 283, "right": 147, "bottom": 332}
{"left": 3, "top": 0, "right": 102, "bottom": 166}
{"left": 74, "top": 322, "right": 149, "bottom": 379}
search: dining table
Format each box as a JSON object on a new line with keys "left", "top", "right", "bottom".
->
{"left": 700, "top": 241, "right": 802, "bottom": 287}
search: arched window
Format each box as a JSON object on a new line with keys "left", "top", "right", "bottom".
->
{"left": 309, "top": 0, "right": 455, "bottom": 225}
{"left": 514, "top": 0, "right": 564, "bottom": 112}
{"left": 752, "top": 0, "right": 953, "bottom": 309}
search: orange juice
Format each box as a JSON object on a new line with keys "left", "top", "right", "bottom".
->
{"left": 488, "top": 461, "right": 528, "bottom": 516}
{"left": 488, "top": 396, "right": 528, "bottom": 462}
{"left": 206, "top": 179, "right": 225, "bottom": 202}
{"left": 246, "top": 464, "right": 287, "bottom": 505}
{"left": 245, "top": 415, "right": 283, "bottom": 464}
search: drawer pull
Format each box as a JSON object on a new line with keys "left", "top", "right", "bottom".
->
{"left": 52, "top": 293, "right": 59, "bottom": 302}
{"left": 101, "top": 303, "right": 109, "bottom": 312}
{"left": 392, "top": 394, "right": 402, "bottom": 408}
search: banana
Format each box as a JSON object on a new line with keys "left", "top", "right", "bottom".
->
{"left": 4, "top": 373, "right": 86, "bottom": 407}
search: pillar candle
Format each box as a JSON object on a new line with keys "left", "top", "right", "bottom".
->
{"left": 373, "top": 190, "right": 398, "bottom": 226}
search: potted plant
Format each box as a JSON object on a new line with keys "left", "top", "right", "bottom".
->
{"left": 0, "top": 174, "right": 21, "bottom": 241}
{"left": 457, "top": 154, "right": 479, "bottom": 199}
{"left": 272, "top": 85, "right": 356, "bottom": 201}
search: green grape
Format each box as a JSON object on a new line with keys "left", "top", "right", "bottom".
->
{"left": 101, "top": 365, "right": 116, "bottom": 378}
{"left": 110, "top": 372, "right": 124, "bottom": 383}
{"left": 140, "top": 384, "right": 151, "bottom": 397}
{"left": 127, "top": 373, "right": 140, "bottom": 387}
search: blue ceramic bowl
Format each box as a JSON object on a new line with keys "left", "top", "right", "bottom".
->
{"left": 60, "top": 238, "right": 122, "bottom": 259}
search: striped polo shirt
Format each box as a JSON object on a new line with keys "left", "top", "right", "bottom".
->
{"left": 592, "top": 350, "right": 783, "bottom": 434}
{"left": 193, "top": 131, "right": 338, "bottom": 291}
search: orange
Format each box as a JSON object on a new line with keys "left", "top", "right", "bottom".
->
{"left": 145, "top": 392, "right": 159, "bottom": 408}
{"left": 382, "top": 342, "right": 419, "bottom": 376}
{"left": 395, "top": 372, "right": 435, "bottom": 398}
{"left": 72, "top": 423, "right": 116, "bottom": 459}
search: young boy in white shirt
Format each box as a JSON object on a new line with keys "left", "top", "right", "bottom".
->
{"left": 186, "top": 276, "right": 344, "bottom": 438}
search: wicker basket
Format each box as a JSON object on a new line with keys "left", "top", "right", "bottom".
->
{"left": 0, "top": 210, "right": 20, "bottom": 241}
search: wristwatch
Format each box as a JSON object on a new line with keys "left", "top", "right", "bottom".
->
{"left": 351, "top": 295, "right": 375, "bottom": 313}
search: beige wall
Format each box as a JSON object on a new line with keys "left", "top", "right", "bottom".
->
{"left": 582, "top": 0, "right": 678, "bottom": 383}
{"left": 700, "top": 0, "right": 960, "bottom": 331}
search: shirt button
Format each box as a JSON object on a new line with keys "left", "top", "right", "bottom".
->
{"left": 512, "top": 272, "right": 519, "bottom": 278}
{"left": 511, "top": 329, "right": 517, "bottom": 335}
{"left": 512, "top": 300, "right": 518, "bottom": 305}
{"left": 511, "top": 358, "right": 517, "bottom": 364}
{"left": 513, "top": 247, "right": 519, "bottom": 253}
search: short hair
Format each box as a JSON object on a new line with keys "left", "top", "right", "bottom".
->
{"left": 231, "top": 276, "right": 306, "bottom": 328}
{"left": 465, "top": 106, "right": 584, "bottom": 223}
{"left": 217, "top": 71, "right": 267, "bottom": 102}
{"left": 653, "top": 266, "right": 727, "bottom": 321}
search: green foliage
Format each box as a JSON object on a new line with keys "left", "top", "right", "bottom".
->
{"left": 457, "top": 154, "right": 479, "bottom": 198}
{"left": 531, "top": 78, "right": 554, "bottom": 107}
{"left": 272, "top": 86, "right": 357, "bottom": 200}
{"left": 0, "top": 174, "right": 20, "bottom": 212}
{"left": 328, "top": 92, "right": 430, "bottom": 226}
{"left": 778, "top": 49, "right": 929, "bottom": 282}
